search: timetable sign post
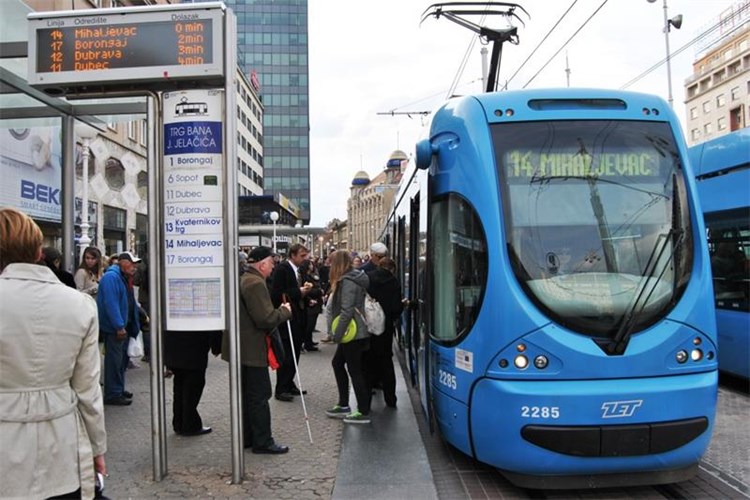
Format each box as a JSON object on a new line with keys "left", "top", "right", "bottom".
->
{"left": 163, "top": 89, "right": 225, "bottom": 331}
{"left": 27, "top": 3, "right": 225, "bottom": 93}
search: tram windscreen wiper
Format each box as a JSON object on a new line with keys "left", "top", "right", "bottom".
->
{"left": 600, "top": 174, "right": 685, "bottom": 355}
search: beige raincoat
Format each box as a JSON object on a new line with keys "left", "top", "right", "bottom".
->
{"left": 0, "top": 264, "right": 107, "bottom": 499}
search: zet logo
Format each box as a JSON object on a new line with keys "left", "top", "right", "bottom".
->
{"left": 601, "top": 400, "right": 643, "bottom": 418}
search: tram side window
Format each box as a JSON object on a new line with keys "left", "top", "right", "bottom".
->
{"left": 706, "top": 208, "right": 750, "bottom": 311}
{"left": 431, "top": 194, "right": 488, "bottom": 342}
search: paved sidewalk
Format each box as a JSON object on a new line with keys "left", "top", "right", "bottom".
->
{"left": 102, "top": 321, "right": 435, "bottom": 499}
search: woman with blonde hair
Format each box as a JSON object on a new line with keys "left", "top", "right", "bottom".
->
{"left": 0, "top": 207, "right": 107, "bottom": 498}
{"left": 75, "top": 245, "right": 102, "bottom": 297}
{"left": 324, "top": 250, "right": 372, "bottom": 424}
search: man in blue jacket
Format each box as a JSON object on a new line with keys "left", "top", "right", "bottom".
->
{"left": 97, "top": 251, "right": 141, "bottom": 405}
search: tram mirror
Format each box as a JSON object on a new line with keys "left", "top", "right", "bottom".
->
{"left": 416, "top": 139, "right": 433, "bottom": 170}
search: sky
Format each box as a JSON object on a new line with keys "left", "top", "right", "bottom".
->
{"left": 305, "top": 0, "right": 745, "bottom": 227}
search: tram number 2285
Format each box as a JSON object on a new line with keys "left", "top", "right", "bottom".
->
{"left": 521, "top": 406, "right": 560, "bottom": 419}
{"left": 438, "top": 369, "right": 457, "bottom": 390}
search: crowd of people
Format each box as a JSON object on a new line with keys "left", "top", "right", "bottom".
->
{"left": 0, "top": 204, "right": 406, "bottom": 496}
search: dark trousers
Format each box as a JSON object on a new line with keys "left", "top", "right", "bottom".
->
{"left": 332, "top": 338, "right": 371, "bottom": 415}
{"left": 303, "top": 309, "right": 319, "bottom": 348}
{"left": 241, "top": 365, "right": 274, "bottom": 449}
{"left": 364, "top": 331, "right": 397, "bottom": 406}
{"left": 276, "top": 320, "right": 303, "bottom": 395}
{"left": 171, "top": 367, "right": 206, "bottom": 434}
{"left": 103, "top": 332, "right": 126, "bottom": 400}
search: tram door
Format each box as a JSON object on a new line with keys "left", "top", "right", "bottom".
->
{"left": 411, "top": 191, "right": 432, "bottom": 421}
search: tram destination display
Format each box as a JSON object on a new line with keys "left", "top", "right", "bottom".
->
{"left": 28, "top": 4, "right": 224, "bottom": 92}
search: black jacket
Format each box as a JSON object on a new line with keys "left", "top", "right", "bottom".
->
{"left": 366, "top": 267, "right": 404, "bottom": 328}
{"left": 164, "top": 330, "right": 222, "bottom": 370}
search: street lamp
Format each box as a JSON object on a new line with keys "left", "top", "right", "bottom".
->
{"left": 648, "top": 0, "right": 682, "bottom": 107}
{"left": 270, "top": 211, "right": 279, "bottom": 253}
{"left": 76, "top": 122, "right": 98, "bottom": 259}
{"left": 318, "top": 235, "right": 324, "bottom": 259}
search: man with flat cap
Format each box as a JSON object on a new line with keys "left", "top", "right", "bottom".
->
{"left": 97, "top": 251, "right": 141, "bottom": 405}
{"left": 223, "top": 246, "right": 292, "bottom": 454}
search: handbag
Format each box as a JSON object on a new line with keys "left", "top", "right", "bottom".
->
{"left": 331, "top": 314, "right": 357, "bottom": 343}
{"left": 361, "top": 293, "right": 386, "bottom": 335}
{"left": 266, "top": 327, "right": 285, "bottom": 370}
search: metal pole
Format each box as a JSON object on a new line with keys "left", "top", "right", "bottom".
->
{"left": 147, "top": 91, "right": 168, "bottom": 481}
{"left": 662, "top": 0, "right": 674, "bottom": 107}
{"left": 223, "top": 8, "right": 244, "bottom": 484}
{"left": 480, "top": 46, "right": 488, "bottom": 93}
{"left": 61, "top": 115, "right": 75, "bottom": 272}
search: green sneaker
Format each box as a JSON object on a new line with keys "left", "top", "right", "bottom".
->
{"left": 326, "top": 405, "right": 351, "bottom": 418}
{"left": 343, "top": 411, "right": 371, "bottom": 424}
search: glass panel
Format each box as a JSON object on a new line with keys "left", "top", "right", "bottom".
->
{"left": 706, "top": 208, "right": 750, "bottom": 312}
{"left": 494, "top": 120, "right": 693, "bottom": 337}
{"left": 431, "top": 195, "right": 488, "bottom": 342}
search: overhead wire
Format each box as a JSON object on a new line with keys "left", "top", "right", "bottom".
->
{"left": 620, "top": 5, "right": 748, "bottom": 90}
{"left": 504, "top": 0, "right": 579, "bottom": 89}
{"left": 523, "top": 0, "right": 610, "bottom": 88}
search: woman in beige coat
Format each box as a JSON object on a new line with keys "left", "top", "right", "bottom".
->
{"left": 0, "top": 208, "right": 107, "bottom": 499}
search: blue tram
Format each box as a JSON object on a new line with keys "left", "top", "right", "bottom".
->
{"left": 383, "top": 89, "right": 718, "bottom": 488}
{"left": 689, "top": 129, "right": 750, "bottom": 381}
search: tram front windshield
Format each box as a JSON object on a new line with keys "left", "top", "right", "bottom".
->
{"left": 493, "top": 120, "right": 693, "bottom": 337}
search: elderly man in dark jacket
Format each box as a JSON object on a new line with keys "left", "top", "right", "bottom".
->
{"left": 222, "top": 246, "right": 292, "bottom": 454}
{"left": 364, "top": 253, "right": 404, "bottom": 408}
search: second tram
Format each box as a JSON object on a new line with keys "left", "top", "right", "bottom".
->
{"left": 689, "top": 128, "right": 750, "bottom": 381}
{"left": 383, "top": 88, "right": 718, "bottom": 488}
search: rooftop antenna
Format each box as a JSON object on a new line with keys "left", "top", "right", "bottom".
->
{"left": 420, "top": 2, "right": 530, "bottom": 93}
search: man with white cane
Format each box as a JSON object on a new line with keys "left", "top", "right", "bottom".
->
{"left": 222, "top": 246, "right": 291, "bottom": 454}
{"left": 282, "top": 310, "right": 314, "bottom": 443}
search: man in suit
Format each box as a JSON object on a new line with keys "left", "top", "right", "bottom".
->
{"left": 270, "top": 243, "right": 312, "bottom": 401}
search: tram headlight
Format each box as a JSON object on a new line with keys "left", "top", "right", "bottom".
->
{"left": 691, "top": 349, "right": 703, "bottom": 362}
{"left": 676, "top": 350, "right": 688, "bottom": 363}
{"left": 533, "top": 355, "right": 548, "bottom": 369}
{"left": 514, "top": 355, "right": 529, "bottom": 369}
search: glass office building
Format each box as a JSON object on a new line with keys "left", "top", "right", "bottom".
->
{"left": 222, "top": 0, "right": 310, "bottom": 223}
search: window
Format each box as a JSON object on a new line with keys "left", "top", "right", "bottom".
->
{"left": 691, "top": 129, "right": 701, "bottom": 141}
{"left": 704, "top": 122, "right": 713, "bottom": 136}
{"left": 705, "top": 208, "right": 749, "bottom": 312}
{"left": 140, "top": 120, "right": 147, "bottom": 146}
{"left": 717, "top": 94, "right": 726, "bottom": 108}
{"left": 105, "top": 157, "right": 125, "bottom": 190}
{"left": 494, "top": 120, "right": 693, "bottom": 337}
{"left": 690, "top": 107, "right": 698, "bottom": 119}
{"left": 127, "top": 121, "right": 136, "bottom": 141}
{"left": 431, "top": 194, "right": 488, "bottom": 342}
{"left": 703, "top": 101, "right": 711, "bottom": 113}
{"left": 731, "top": 86, "right": 740, "bottom": 101}
{"left": 718, "top": 117, "right": 727, "bottom": 131}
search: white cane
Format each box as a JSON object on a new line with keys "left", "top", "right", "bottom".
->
{"left": 284, "top": 314, "right": 313, "bottom": 444}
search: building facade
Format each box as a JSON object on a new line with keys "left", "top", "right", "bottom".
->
{"left": 221, "top": 0, "right": 311, "bottom": 223}
{"left": 347, "top": 150, "right": 406, "bottom": 255}
{"left": 8, "top": 0, "right": 266, "bottom": 262}
{"left": 684, "top": 2, "right": 750, "bottom": 145}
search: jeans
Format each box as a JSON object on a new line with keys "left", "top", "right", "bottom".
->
{"left": 103, "top": 332, "right": 127, "bottom": 400}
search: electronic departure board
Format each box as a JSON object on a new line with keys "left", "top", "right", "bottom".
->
{"left": 28, "top": 4, "right": 225, "bottom": 93}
